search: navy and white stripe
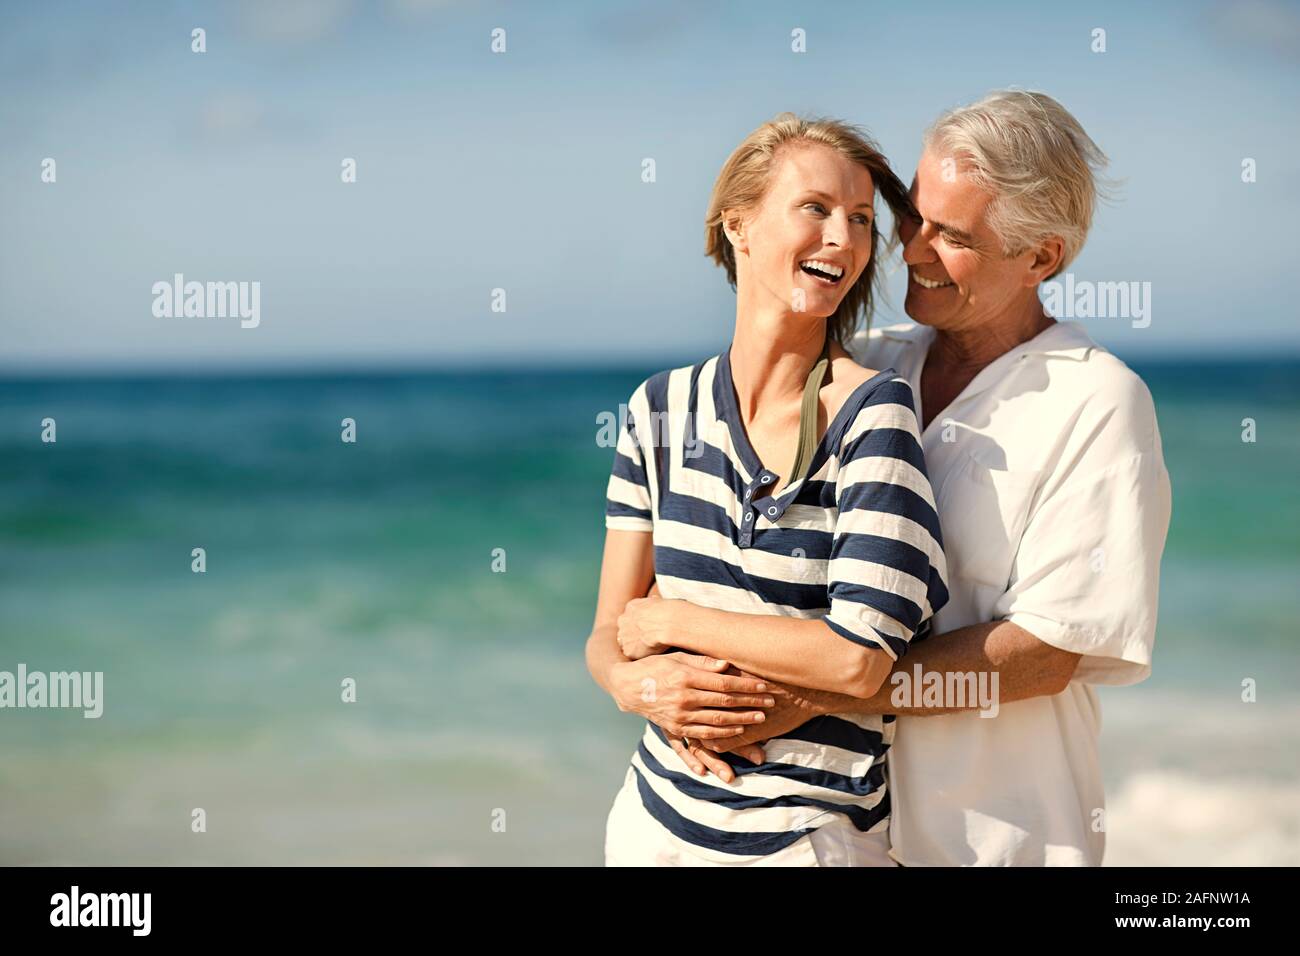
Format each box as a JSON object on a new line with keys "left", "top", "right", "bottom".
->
{"left": 604, "top": 348, "right": 948, "bottom": 861}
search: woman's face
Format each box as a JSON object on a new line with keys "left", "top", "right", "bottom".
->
{"left": 728, "top": 144, "right": 876, "bottom": 320}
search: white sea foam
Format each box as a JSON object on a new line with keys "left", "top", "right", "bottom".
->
{"left": 1100, "top": 688, "right": 1300, "bottom": 865}
{"left": 1105, "top": 770, "right": 1300, "bottom": 866}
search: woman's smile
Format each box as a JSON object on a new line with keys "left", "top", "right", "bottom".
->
{"left": 798, "top": 258, "right": 847, "bottom": 286}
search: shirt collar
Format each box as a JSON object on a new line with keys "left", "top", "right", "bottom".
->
{"left": 896, "top": 318, "right": 1097, "bottom": 365}
{"left": 900, "top": 319, "right": 1098, "bottom": 428}
{"left": 713, "top": 346, "right": 887, "bottom": 527}
{"left": 1013, "top": 319, "right": 1098, "bottom": 361}
{"left": 712, "top": 347, "right": 763, "bottom": 481}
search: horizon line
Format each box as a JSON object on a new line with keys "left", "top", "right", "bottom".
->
{"left": 3, "top": 348, "right": 1300, "bottom": 382}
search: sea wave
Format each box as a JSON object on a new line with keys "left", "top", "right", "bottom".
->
{"left": 1106, "top": 769, "right": 1300, "bottom": 866}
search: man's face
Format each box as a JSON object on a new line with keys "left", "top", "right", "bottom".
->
{"left": 901, "top": 148, "right": 1039, "bottom": 333}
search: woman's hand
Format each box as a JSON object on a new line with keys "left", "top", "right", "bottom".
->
{"left": 610, "top": 651, "right": 772, "bottom": 729}
{"left": 617, "top": 593, "right": 685, "bottom": 660}
{"left": 609, "top": 652, "right": 773, "bottom": 783}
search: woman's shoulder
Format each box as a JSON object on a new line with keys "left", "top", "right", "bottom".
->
{"left": 827, "top": 369, "right": 922, "bottom": 463}
{"left": 624, "top": 354, "right": 722, "bottom": 413}
{"left": 828, "top": 348, "right": 917, "bottom": 426}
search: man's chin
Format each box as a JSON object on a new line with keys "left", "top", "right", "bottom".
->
{"left": 903, "top": 299, "right": 941, "bottom": 327}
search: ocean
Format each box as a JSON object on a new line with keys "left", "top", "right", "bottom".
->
{"left": 1, "top": 357, "right": 1297, "bottom": 865}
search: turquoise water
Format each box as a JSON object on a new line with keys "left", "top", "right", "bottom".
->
{"left": 1, "top": 359, "right": 1297, "bottom": 864}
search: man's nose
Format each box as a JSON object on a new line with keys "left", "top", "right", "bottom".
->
{"left": 900, "top": 217, "right": 932, "bottom": 265}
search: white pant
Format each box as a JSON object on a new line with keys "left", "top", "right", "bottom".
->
{"left": 603, "top": 767, "right": 898, "bottom": 867}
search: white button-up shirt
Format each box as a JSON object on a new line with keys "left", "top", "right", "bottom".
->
{"left": 848, "top": 320, "right": 1172, "bottom": 866}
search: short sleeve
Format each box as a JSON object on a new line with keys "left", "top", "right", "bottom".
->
{"left": 604, "top": 384, "right": 654, "bottom": 532}
{"left": 997, "top": 449, "right": 1171, "bottom": 686}
{"left": 994, "top": 368, "right": 1172, "bottom": 686}
{"left": 824, "top": 379, "right": 949, "bottom": 659}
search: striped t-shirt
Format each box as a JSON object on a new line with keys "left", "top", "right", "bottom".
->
{"left": 604, "top": 347, "right": 949, "bottom": 861}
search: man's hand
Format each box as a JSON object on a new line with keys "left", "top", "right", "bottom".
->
{"left": 699, "top": 666, "right": 826, "bottom": 760}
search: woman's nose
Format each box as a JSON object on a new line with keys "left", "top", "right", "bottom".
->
{"left": 823, "top": 210, "right": 850, "bottom": 247}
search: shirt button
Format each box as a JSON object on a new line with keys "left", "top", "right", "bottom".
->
{"left": 760, "top": 475, "right": 772, "bottom": 484}
{"left": 744, "top": 490, "right": 752, "bottom": 501}
{"left": 743, "top": 512, "right": 752, "bottom": 523}
{"left": 767, "top": 506, "right": 778, "bottom": 517}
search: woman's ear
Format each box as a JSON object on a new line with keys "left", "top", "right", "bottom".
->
{"left": 721, "top": 209, "right": 748, "bottom": 255}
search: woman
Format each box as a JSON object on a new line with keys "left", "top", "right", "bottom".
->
{"left": 584, "top": 113, "right": 948, "bottom": 866}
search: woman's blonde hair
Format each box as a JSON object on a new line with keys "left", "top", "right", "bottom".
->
{"left": 923, "top": 90, "right": 1111, "bottom": 277}
{"left": 704, "top": 112, "right": 913, "bottom": 345}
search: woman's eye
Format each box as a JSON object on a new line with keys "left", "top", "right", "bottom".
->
{"left": 804, "top": 203, "right": 869, "bottom": 226}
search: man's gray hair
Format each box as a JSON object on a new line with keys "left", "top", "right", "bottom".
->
{"left": 924, "top": 89, "right": 1110, "bottom": 276}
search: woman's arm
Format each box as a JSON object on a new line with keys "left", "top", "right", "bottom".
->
{"left": 585, "top": 528, "right": 656, "bottom": 700}
{"left": 618, "top": 596, "right": 892, "bottom": 699}
{"left": 584, "top": 529, "right": 775, "bottom": 779}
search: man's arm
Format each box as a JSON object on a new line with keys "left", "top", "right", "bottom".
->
{"left": 694, "top": 617, "right": 1081, "bottom": 755}
{"left": 632, "top": 580, "right": 1081, "bottom": 760}
{"left": 663, "top": 597, "right": 1081, "bottom": 711}
{"left": 796, "top": 619, "right": 1079, "bottom": 714}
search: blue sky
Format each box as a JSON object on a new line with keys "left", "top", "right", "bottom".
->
{"left": 3, "top": 0, "right": 1298, "bottom": 371}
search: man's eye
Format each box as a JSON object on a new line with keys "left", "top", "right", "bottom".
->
{"left": 942, "top": 233, "right": 966, "bottom": 247}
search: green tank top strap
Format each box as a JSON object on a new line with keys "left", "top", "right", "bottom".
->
{"left": 786, "top": 331, "right": 833, "bottom": 487}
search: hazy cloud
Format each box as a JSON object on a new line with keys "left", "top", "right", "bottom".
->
{"left": 237, "top": 0, "right": 355, "bottom": 46}
{"left": 1213, "top": 0, "right": 1300, "bottom": 61}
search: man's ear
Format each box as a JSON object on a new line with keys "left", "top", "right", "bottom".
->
{"left": 1025, "top": 235, "right": 1065, "bottom": 286}
{"left": 721, "top": 209, "right": 748, "bottom": 255}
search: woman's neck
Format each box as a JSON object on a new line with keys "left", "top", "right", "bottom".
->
{"left": 728, "top": 306, "right": 828, "bottom": 423}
